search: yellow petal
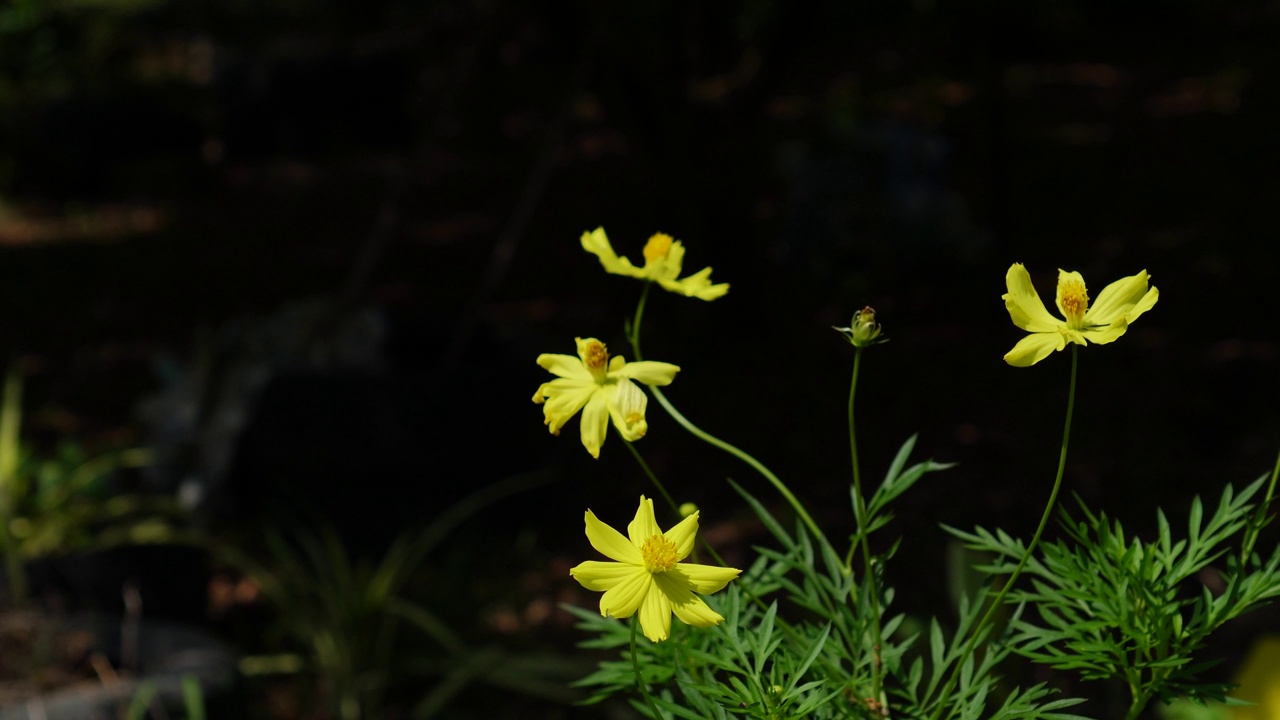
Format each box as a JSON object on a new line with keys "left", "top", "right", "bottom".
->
{"left": 584, "top": 509, "right": 643, "bottom": 564}
{"left": 638, "top": 581, "right": 673, "bottom": 641}
{"left": 535, "top": 353, "right": 592, "bottom": 380}
{"left": 663, "top": 512, "right": 699, "bottom": 561}
{"left": 1081, "top": 322, "right": 1129, "bottom": 345}
{"left": 581, "top": 227, "right": 645, "bottom": 278}
{"left": 655, "top": 573, "right": 725, "bottom": 628}
{"left": 570, "top": 560, "right": 644, "bottom": 592}
{"left": 599, "top": 570, "right": 651, "bottom": 620}
{"left": 1003, "top": 332, "right": 1066, "bottom": 367}
{"left": 578, "top": 390, "right": 609, "bottom": 458}
{"left": 1003, "top": 263, "right": 1062, "bottom": 333}
{"left": 535, "top": 380, "right": 595, "bottom": 435}
{"left": 615, "top": 361, "right": 681, "bottom": 387}
{"left": 628, "top": 496, "right": 662, "bottom": 545}
{"left": 1125, "top": 284, "right": 1159, "bottom": 323}
{"left": 1085, "top": 270, "right": 1152, "bottom": 325}
{"left": 676, "top": 563, "right": 742, "bottom": 594}
{"left": 657, "top": 273, "right": 731, "bottom": 301}
{"left": 607, "top": 378, "right": 648, "bottom": 442}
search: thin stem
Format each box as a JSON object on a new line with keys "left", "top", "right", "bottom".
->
{"left": 621, "top": 434, "right": 861, "bottom": 696}
{"left": 1240, "top": 445, "right": 1280, "bottom": 566}
{"left": 0, "top": 366, "right": 26, "bottom": 605}
{"left": 847, "top": 347, "right": 884, "bottom": 704}
{"left": 930, "top": 345, "right": 1079, "bottom": 720}
{"left": 646, "top": 385, "right": 835, "bottom": 557}
{"left": 627, "top": 284, "right": 836, "bottom": 559}
{"left": 622, "top": 435, "right": 680, "bottom": 517}
{"left": 630, "top": 617, "right": 665, "bottom": 720}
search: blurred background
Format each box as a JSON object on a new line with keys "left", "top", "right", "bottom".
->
{"left": 0, "top": 0, "right": 1277, "bottom": 717}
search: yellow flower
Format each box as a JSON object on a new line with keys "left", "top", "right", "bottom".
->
{"left": 1002, "top": 263, "right": 1159, "bottom": 367}
{"left": 532, "top": 338, "right": 679, "bottom": 458}
{"left": 569, "top": 495, "right": 741, "bottom": 642}
{"left": 580, "top": 227, "right": 729, "bottom": 301}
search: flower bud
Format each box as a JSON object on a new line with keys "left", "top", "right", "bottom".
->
{"left": 834, "top": 306, "right": 887, "bottom": 347}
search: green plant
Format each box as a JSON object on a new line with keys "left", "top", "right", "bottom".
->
{"left": 538, "top": 229, "right": 1280, "bottom": 719}
{"left": 222, "top": 470, "right": 585, "bottom": 720}
{"left": 0, "top": 365, "right": 193, "bottom": 605}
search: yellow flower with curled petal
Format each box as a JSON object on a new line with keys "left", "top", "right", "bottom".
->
{"left": 569, "top": 495, "right": 741, "bottom": 642}
{"left": 580, "top": 227, "right": 729, "bottom": 301}
{"left": 1003, "top": 263, "right": 1159, "bottom": 367}
{"left": 532, "top": 338, "right": 680, "bottom": 458}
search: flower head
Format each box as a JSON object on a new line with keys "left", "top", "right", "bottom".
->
{"left": 834, "top": 306, "right": 888, "bottom": 348}
{"left": 532, "top": 338, "right": 680, "bottom": 458}
{"left": 1002, "top": 263, "right": 1159, "bottom": 367}
{"left": 569, "top": 495, "right": 741, "bottom": 642}
{"left": 581, "top": 227, "right": 729, "bottom": 301}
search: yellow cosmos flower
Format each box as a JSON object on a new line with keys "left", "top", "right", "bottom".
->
{"left": 580, "top": 227, "right": 729, "bottom": 301}
{"left": 532, "top": 338, "right": 680, "bottom": 458}
{"left": 569, "top": 495, "right": 741, "bottom": 642}
{"left": 1003, "top": 263, "right": 1159, "bottom": 367}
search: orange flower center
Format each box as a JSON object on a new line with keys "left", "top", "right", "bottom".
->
{"left": 640, "top": 534, "right": 678, "bottom": 573}
{"left": 643, "top": 233, "right": 674, "bottom": 263}
{"left": 583, "top": 340, "right": 609, "bottom": 371}
{"left": 1059, "top": 279, "right": 1089, "bottom": 327}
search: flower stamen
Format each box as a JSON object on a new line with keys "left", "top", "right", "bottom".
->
{"left": 1058, "top": 278, "right": 1089, "bottom": 327}
{"left": 641, "top": 534, "right": 678, "bottom": 573}
{"left": 643, "top": 233, "right": 674, "bottom": 263}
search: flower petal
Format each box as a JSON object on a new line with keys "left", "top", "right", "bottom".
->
{"left": 578, "top": 390, "right": 610, "bottom": 458}
{"left": 1003, "top": 332, "right": 1066, "bottom": 367}
{"left": 534, "top": 380, "right": 595, "bottom": 435}
{"left": 1081, "top": 322, "right": 1129, "bottom": 345}
{"left": 627, "top": 495, "right": 662, "bottom": 545}
{"left": 657, "top": 267, "right": 730, "bottom": 301}
{"left": 570, "top": 560, "right": 643, "bottom": 592}
{"left": 1125, "top": 285, "right": 1159, "bottom": 323}
{"left": 1084, "top": 270, "right": 1153, "bottom": 325}
{"left": 599, "top": 570, "right": 651, "bottom": 620}
{"left": 654, "top": 573, "right": 725, "bottom": 628}
{"left": 663, "top": 512, "right": 699, "bottom": 561}
{"left": 675, "top": 563, "right": 742, "bottom": 594}
{"left": 536, "top": 353, "right": 592, "bottom": 380}
{"left": 658, "top": 240, "right": 686, "bottom": 279}
{"left": 637, "top": 579, "right": 673, "bottom": 641}
{"left": 581, "top": 227, "right": 645, "bottom": 278}
{"left": 584, "top": 509, "right": 643, "bottom": 564}
{"left": 1003, "top": 263, "right": 1062, "bottom": 333}
{"left": 615, "top": 361, "right": 681, "bottom": 387}
{"left": 607, "top": 378, "right": 649, "bottom": 442}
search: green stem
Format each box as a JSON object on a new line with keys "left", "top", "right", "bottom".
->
{"left": 630, "top": 617, "right": 665, "bottom": 719}
{"left": 622, "top": 436, "right": 680, "bottom": 517}
{"left": 847, "top": 347, "right": 884, "bottom": 704}
{"left": 1240, "top": 445, "right": 1280, "bottom": 566}
{"left": 930, "top": 345, "right": 1079, "bottom": 720}
{"left": 1125, "top": 684, "right": 1153, "bottom": 720}
{"left": 0, "top": 366, "right": 26, "bottom": 605}
{"left": 627, "top": 283, "right": 836, "bottom": 559}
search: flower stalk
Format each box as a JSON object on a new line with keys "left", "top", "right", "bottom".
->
{"left": 627, "top": 282, "right": 837, "bottom": 560}
{"left": 931, "top": 344, "right": 1079, "bottom": 720}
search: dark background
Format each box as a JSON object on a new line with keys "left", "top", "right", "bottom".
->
{"left": 1, "top": 0, "right": 1277, "bottom": 716}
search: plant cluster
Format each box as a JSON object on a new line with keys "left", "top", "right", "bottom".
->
{"left": 532, "top": 229, "right": 1280, "bottom": 719}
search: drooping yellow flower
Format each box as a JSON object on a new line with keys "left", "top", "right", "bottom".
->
{"left": 569, "top": 495, "right": 741, "bottom": 642}
{"left": 580, "top": 227, "right": 729, "bottom": 301}
{"left": 532, "top": 338, "right": 679, "bottom": 458}
{"left": 1002, "top": 263, "right": 1159, "bottom": 367}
